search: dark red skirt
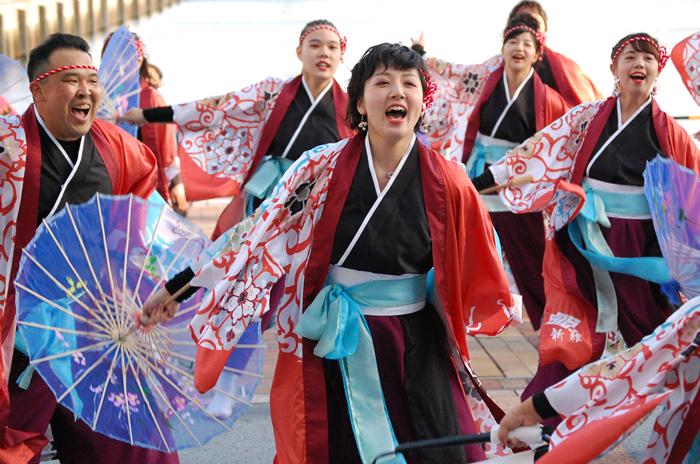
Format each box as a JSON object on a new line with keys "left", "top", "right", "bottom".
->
{"left": 490, "top": 210, "right": 547, "bottom": 330}
{"left": 523, "top": 217, "right": 673, "bottom": 419}
{"left": 323, "top": 306, "right": 487, "bottom": 464}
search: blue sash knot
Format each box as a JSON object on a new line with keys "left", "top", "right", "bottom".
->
{"left": 298, "top": 274, "right": 426, "bottom": 464}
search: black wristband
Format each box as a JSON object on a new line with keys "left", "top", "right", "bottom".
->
{"left": 164, "top": 267, "right": 200, "bottom": 302}
{"left": 471, "top": 169, "right": 495, "bottom": 192}
{"left": 143, "top": 106, "right": 174, "bottom": 123}
{"left": 169, "top": 173, "right": 183, "bottom": 190}
{"left": 411, "top": 44, "right": 426, "bottom": 56}
{"left": 532, "top": 391, "right": 559, "bottom": 420}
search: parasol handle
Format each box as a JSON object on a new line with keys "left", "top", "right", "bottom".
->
{"left": 164, "top": 283, "right": 191, "bottom": 307}
{"left": 139, "top": 283, "right": 191, "bottom": 326}
{"left": 478, "top": 174, "right": 533, "bottom": 195}
{"left": 673, "top": 115, "right": 700, "bottom": 120}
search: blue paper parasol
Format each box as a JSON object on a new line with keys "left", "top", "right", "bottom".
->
{"left": 0, "top": 54, "right": 31, "bottom": 116}
{"left": 643, "top": 156, "right": 700, "bottom": 301}
{"left": 15, "top": 194, "right": 266, "bottom": 452}
{"left": 98, "top": 24, "right": 141, "bottom": 137}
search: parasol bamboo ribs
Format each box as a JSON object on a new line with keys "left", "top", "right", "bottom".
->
{"left": 127, "top": 343, "right": 236, "bottom": 430}
{"left": 92, "top": 344, "right": 123, "bottom": 431}
{"left": 478, "top": 174, "right": 533, "bottom": 195}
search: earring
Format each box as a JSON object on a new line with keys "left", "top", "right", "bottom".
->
{"left": 358, "top": 114, "right": 368, "bottom": 131}
{"left": 651, "top": 80, "right": 660, "bottom": 97}
{"left": 612, "top": 76, "right": 621, "bottom": 98}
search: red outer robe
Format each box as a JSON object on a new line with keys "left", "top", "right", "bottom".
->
{"left": 0, "top": 106, "right": 156, "bottom": 463}
{"left": 544, "top": 47, "right": 603, "bottom": 107}
{"left": 462, "top": 66, "right": 569, "bottom": 164}
{"left": 139, "top": 78, "right": 178, "bottom": 203}
{"left": 544, "top": 97, "right": 700, "bottom": 369}
{"left": 269, "top": 135, "right": 515, "bottom": 463}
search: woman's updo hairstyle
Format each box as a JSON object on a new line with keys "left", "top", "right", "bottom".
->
{"left": 346, "top": 43, "right": 429, "bottom": 132}
{"left": 507, "top": 1, "right": 548, "bottom": 32}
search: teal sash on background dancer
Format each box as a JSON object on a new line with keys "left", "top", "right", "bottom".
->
{"left": 244, "top": 156, "right": 294, "bottom": 215}
{"left": 568, "top": 179, "right": 671, "bottom": 332}
{"left": 466, "top": 133, "right": 515, "bottom": 179}
{"left": 468, "top": 134, "right": 515, "bottom": 213}
{"left": 298, "top": 273, "right": 427, "bottom": 464}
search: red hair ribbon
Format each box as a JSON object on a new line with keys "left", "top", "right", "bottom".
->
{"left": 515, "top": 4, "right": 530, "bottom": 15}
{"left": 420, "top": 69, "right": 437, "bottom": 112}
{"left": 34, "top": 64, "right": 99, "bottom": 83}
{"left": 135, "top": 39, "right": 144, "bottom": 61}
{"left": 503, "top": 25, "right": 546, "bottom": 55}
{"left": 299, "top": 25, "right": 347, "bottom": 61}
{"left": 611, "top": 36, "right": 669, "bottom": 71}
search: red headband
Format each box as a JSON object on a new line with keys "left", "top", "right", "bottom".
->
{"left": 611, "top": 36, "right": 669, "bottom": 71}
{"left": 503, "top": 25, "right": 546, "bottom": 55}
{"left": 420, "top": 69, "right": 437, "bottom": 112}
{"left": 34, "top": 64, "right": 99, "bottom": 83}
{"left": 299, "top": 25, "right": 347, "bottom": 61}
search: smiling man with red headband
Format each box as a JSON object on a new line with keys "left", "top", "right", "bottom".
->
{"left": 0, "top": 33, "right": 168, "bottom": 464}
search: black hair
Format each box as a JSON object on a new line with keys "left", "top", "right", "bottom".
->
{"left": 611, "top": 33, "right": 661, "bottom": 64}
{"left": 507, "top": 1, "right": 548, "bottom": 32}
{"left": 27, "top": 33, "right": 91, "bottom": 82}
{"left": 102, "top": 30, "right": 151, "bottom": 82}
{"left": 503, "top": 13, "right": 543, "bottom": 54}
{"left": 299, "top": 19, "right": 340, "bottom": 39}
{"left": 346, "top": 43, "right": 428, "bottom": 132}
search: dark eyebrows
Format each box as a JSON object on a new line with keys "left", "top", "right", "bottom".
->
{"left": 307, "top": 38, "right": 340, "bottom": 46}
{"left": 371, "top": 70, "right": 420, "bottom": 79}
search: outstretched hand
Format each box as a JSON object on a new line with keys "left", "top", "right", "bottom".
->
{"left": 497, "top": 397, "right": 544, "bottom": 449}
{"left": 410, "top": 30, "right": 425, "bottom": 48}
{"left": 120, "top": 108, "right": 147, "bottom": 127}
{"left": 141, "top": 287, "right": 180, "bottom": 325}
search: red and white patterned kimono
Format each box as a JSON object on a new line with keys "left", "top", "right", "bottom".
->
{"left": 541, "top": 295, "right": 700, "bottom": 464}
{"left": 185, "top": 134, "right": 521, "bottom": 463}
{"left": 490, "top": 97, "right": 700, "bottom": 373}
{"left": 0, "top": 108, "right": 158, "bottom": 463}
{"left": 422, "top": 53, "right": 587, "bottom": 161}
{"left": 172, "top": 75, "right": 352, "bottom": 202}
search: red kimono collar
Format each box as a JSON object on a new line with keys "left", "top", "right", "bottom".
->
{"left": 5, "top": 107, "right": 120, "bottom": 338}
{"left": 462, "top": 66, "right": 548, "bottom": 163}
{"left": 570, "top": 97, "right": 671, "bottom": 186}
{"left": 247, "top": 75, "right": 352, "bottom": 184}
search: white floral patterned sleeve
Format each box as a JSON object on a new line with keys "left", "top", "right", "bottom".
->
{"left": 423, "top": 54, "right": 503, "bottom": 161}
{"left": 489, "top": 101, "right": 604, "bottom": 234}
{"left": 171, "top": 77, "right": 290, "bottom": 189}
{"left": 187, "top": 140, "right": 348, "bottom": 355}
{"left": 543, "top": 295, "right": 700, "bottom": 464}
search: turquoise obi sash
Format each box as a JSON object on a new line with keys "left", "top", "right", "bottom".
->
{"left": 298, "top": 273, "right": 427, "bottom": 464}
{"left": 466, "top": 133, "right": 516, "bottom": 179}
{"left": 244, "top": 156, "right": 294, "bottom": 216}
{"left": 569, "top": 178, "right": 671, "bottom": 332}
